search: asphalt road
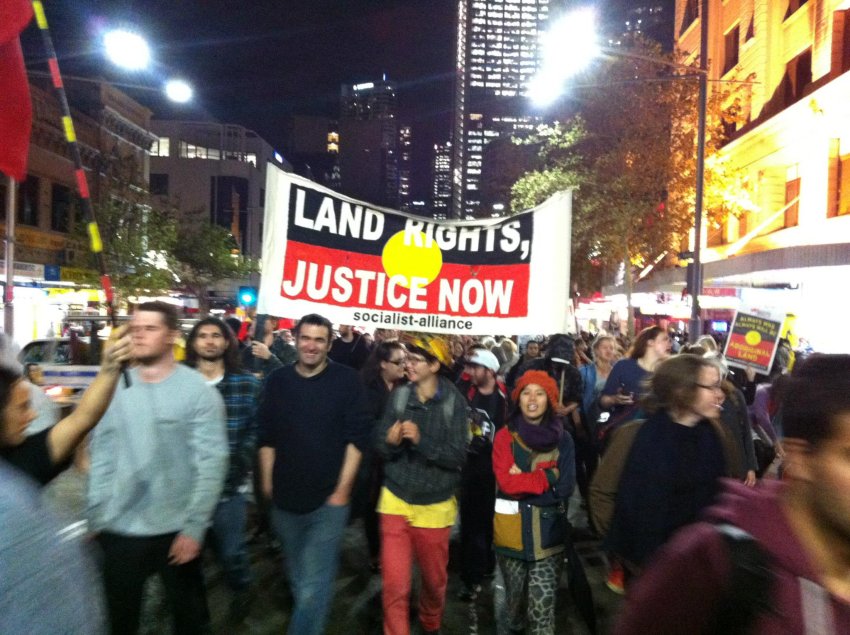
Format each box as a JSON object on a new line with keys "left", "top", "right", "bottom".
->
{"left": 43, "top": 467, "right": 625, "bottom": 634}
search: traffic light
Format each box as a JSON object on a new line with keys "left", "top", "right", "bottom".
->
{"left": 238, "top": 286, "right": 257, "bottom": 306}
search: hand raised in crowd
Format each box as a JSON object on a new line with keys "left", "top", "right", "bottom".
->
{"left": 400, "top": 421, "right": 421, "bottom": 445}
{"left": 100, "top": 325, "right": 133, "bottom": 373}
{"left": 251, "top": 340, "right": 272, "bottom": 360}
{"left": 386, "top": 421, "right": 404, "bottom": 446}
{"left": 168, "top": 533, "right": 201, "bottom": 565}
{"left": 614, "top": 389, "right": 635, "bottom": 406}
{"left": 601, "top": 389, "right": 635, "bottom": 409}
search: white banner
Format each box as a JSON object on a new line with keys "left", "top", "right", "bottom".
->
{"left": 258, "top": 167, "right": 573, "bottom": 335}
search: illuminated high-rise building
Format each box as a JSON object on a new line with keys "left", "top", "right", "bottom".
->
{"left": 452, "top": 0, "right": 559, "bottom": 218}
{"left": 339, "top": 78, "right": 399, "bottom": 207}
{"left": 605, "top": 0, "right": 674, "bottom": 49}
{"left": 282, "top": 115, "right": 340, "bottom": 191}
{"left": 431, "top": 141, "right": 453, "bottom": 219}
{"left": 398, "top": 125, "right": 413, "bottom": 211}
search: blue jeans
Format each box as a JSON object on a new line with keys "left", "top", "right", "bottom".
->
{"left": 271, "top": 502, "right": 350, "bottom": 635}
{"left": 211, "top": 494, "right": 251, "bottom": 591}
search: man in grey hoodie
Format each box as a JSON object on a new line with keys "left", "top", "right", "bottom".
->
{"left": 87, "top": 301, "right": 227, "bottom": 635}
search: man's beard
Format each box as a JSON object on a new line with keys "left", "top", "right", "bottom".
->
{"left": 196, "top": 350, "right": 225, "bottom": 362}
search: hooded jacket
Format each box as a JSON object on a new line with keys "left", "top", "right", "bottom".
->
{"left": 614, "top": 479, "right": 850, "bottom": 634}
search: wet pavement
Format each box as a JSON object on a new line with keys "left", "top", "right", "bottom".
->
{"left": 44, "top": 468, "right": 625, "bottom": 634}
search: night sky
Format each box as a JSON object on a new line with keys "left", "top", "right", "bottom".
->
{"left": 21, "top": 1, "right": 661, "bottom": 199}
{"left": 22, "top": 0, "right": 459, "bottom": 198}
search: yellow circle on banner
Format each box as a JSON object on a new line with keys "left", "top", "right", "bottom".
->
{"left": 745, "top": 330, "right": 762, "bottom": 346}
{"left": 381, "top": 231, "right": 443, "bottom": 288}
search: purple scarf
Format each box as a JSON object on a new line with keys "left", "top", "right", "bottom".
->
{"left": 514, "top": 413, "right": 564, "bottom": 452}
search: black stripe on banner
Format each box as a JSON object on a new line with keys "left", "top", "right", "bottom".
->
{"left": 285, "top": 185, "right": 534, "bottom": 266}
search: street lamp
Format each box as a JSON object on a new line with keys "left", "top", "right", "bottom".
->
{"left": 103, "top": 29, "right": 151, "bottom": 71}
{"left": 164, "top": 79, "right": 193, "bottom": 104}
{"left": 531, "top": 3, "right": 709, "bottom": 342}
{"left": 27, "top": 71, "right": 195, "bottom": 105}
{"left": 101, "top": 28, "right": 194, "bottom": 104}
{"left": 6, "top": 19, "right": 193, "bottom": 337}
{"left": 528, "top": 7, "right": 599, "bottom": 107}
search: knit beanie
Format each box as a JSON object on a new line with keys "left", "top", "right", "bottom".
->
{"left": 511, "top": 370, "right": 559, "bottom": 411}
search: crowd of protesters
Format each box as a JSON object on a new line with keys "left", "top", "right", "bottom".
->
{"left": 2, "top": 306, "right": 849, "bottom": 635}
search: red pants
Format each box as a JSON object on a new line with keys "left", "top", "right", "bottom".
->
{"left": 380, "top": 514, "right": 451, "bottom": 635}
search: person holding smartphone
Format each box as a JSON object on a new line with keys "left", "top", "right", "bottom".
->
{"left": 599, "top": 325, "right": 671, "bottom": 436}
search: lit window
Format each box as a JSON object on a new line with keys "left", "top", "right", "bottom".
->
{"left": 151, "top": 136, "right": 170, "bottom": 157}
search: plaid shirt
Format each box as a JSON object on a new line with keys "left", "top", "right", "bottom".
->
{"left": 216, "top": 372, "right": 261, "bottom": 496}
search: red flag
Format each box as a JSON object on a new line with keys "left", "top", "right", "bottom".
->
{"left": 0, "top": 0, "right": 34, "bottom": 182}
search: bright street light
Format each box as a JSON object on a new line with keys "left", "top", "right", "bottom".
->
{"left": 164, "top": 79, "right": 193, "bottom": 103}
{"left": 103, "top": 29, "right": 151, "bottom": 71}
{"left": 529, "top": 7, "right": 600, "bottom": 106}
{"left": 530, "top": 2, "right": 710, "bottom": 342}
{"left": 27, "top": 71, "right": 194, "bottom": 105}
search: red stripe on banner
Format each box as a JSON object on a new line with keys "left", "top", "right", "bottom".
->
{"left": 280, "top": 241, "right": 529, "bottom": 318}
{"left": 47, "top": 57, "right": 63, "bottom": 87}
{"left": 100, "top": 275, "right": 114, "bottom": 303}
{"left": 75, "top": 169, "right": 90, "bottom": 198}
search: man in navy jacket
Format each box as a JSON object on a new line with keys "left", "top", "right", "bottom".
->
{"left": 258, "top": 313, "right": 371, "bottom": 635}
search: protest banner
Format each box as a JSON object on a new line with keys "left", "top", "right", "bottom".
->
{"left": 258, "top": 167, "right": 573, "bottom": 335}
{"left": 723, "top": 307, "right": 784, "bottom": 374}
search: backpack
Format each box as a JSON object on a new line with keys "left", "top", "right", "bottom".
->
{"left": 707, "top": 523, "right": 774, "bottom": 635}
{"left": 390, "top": 382, "right": 470, "bottom": 435}
{"left": 710, "top": 522, "right": 846, "bottom": 635}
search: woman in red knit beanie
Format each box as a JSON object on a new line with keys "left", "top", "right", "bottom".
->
{"left": 510, "top": 370, "right": 560, "bottom": 412}
{"left": 493, "top": 370, "right": 575, "bottom": 634}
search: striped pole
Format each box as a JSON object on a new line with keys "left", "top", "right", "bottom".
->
{"left": 32, "top": 1, "right": 130, "bottom": 385}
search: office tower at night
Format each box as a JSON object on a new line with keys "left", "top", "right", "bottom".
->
{"left": 452, "top": 0, "right": 558, "bottom": 218}
{"left": 605, "top": 0, "right": 674, "bottom": 49}
{"left": 339, "top": 79, "right": 400, "bottom": 208}
{"left": 282, "top": 115, "right": 340, "bottom": 191}
{"left": 398, "top": 124, "right": 412, "bottom": 211}
{"left": 432, "top": 141, "right": 453, "bottom": 219}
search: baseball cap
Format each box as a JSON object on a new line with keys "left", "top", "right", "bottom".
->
{"left": 468, "top": 349, "right": 500, "bottom": 373}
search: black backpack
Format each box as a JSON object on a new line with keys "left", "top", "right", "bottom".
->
{"left": 707, "top": 523, "right": 775, "bottom": 635}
